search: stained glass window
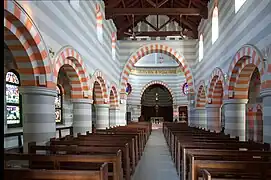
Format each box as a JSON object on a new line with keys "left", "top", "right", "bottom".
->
{"left": 126, "top": 83, "right": 132, "bottom": 95}
{"left": 182, "top": 82, "right": 189, "bottom": 96}
{"left": 55, "top": 85, "right": 63, "bottom": 124}
{"left": 212, "top": 6, "right": 219, "bottom": 44}
{"left": 6, "top": 71, "right": 22, "bottom": 128}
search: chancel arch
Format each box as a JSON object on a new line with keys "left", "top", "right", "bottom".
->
{"left": 120, "top": 44, "right": 195, "bottom": 99}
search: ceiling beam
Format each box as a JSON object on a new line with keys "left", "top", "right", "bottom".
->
{"left": 157, "top": 0, "right": 169, "bottom": 8}
{"left": 106, "top": 0, "right": 122, "bottom": 8}
{"left": 144, "top": 19, "right": 158, "bottom": 31}
{"left": 119, "top": 30, "right": 195, "bottom": 37}
{"left": 146, "top": 0, "right": 157, "bottom": 7}
{"left": 105, "top": 8, "right": 207, "bottom": 18}
{"left": 121, "top": 0, "right": 131, "bottom": 24}
{"left": 157, "top": 17, "right": 175, "bottom": 31}
{"left": 117, "top": 15, "right": 148, "bottom": 34}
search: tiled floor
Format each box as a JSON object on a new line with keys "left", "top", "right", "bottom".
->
{"left": 132, "top": 128, "right": 179, "bottom": 180}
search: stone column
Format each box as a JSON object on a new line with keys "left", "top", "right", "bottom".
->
{"left": 173, "top": 105, "right": 179, "bottom": 121}
{"left": 19, "top": 86, "right": 56, "bottom": 152}
{"left": 260, "top": 88, "right": 271, "bottom": 144}
{"left": 109, "top": 108, "right": 117, "bottom": 127}
{"left": 72, "top": 99, "right": 92, "bottom": 135}
{"left": 196, "top": 107, "right": 207, "bottom": 129}
{"left": 118, "top": 99, "right": 127, "bottom": 126}
{"left": 206, "top": 104, "right": 221, "bottom": 132}
{"left": 188, "top": 107, "right": 196, "bottom": 127}
{"left": 95, "top": 104, "right": 110, "bottom": 129}
{"left": 223, "top": 99, "right": 248, "bottom": 141}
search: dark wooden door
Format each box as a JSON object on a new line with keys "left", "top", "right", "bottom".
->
{"left": 178, "top": 106, "right": 188, "bottom": 122}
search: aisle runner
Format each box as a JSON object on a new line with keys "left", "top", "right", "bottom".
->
{"left": 132, "top": 128, "right": 179, "bottom": 180}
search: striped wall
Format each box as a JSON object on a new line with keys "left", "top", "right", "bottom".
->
{"left": 196, "top": 81, "right": 207, "bottom": 108}
{"left": 195, "top": 0, "right": 271, "bottom": 87}
{"left": 15, "top": 0, "right": 120, "bottom": 86}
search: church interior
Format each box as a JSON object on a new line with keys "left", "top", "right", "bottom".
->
{"left": 4, "top": 0, "right": 271, "bottom": 179}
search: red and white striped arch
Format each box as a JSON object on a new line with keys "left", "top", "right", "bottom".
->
{"left": 227, "top": 45, "right": 266, "bottom": 99}
{"left": 53, "top": 46, "right": 90, "bottom": 99}
{"left": 196, "top": 80, "right": 207, "bottom": 108}
{"left": 207, "top": 67, "right": 225, "bottom": 106}
{"left": 140, "top": 80, "right": 175, "bottom": 103}
{"left": 109, "top": 83, "right": 119, "bottom": 108}
{"left": 4, "top": 0, "right": 53, "bottom": 88}
{"left": 90, "top": 70, "right": 108, "bottom": 104}
{"left": 120, "top": 43, "right": 194, "bottom": 99}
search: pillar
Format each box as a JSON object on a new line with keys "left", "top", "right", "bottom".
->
{"left": 95, "top": 104, "right": 110, "bottom": 129}
{"left": 118, "top": 99, "right": 127, "bottom": 126}
{"left": 173, "top": 105, "right": 179, "bottom": 121}
{"left": 72, "top": 99, "right": 92, "bottom": 135}
{"left": 206, "top": 104, "right": 221, "bottom": 132}
{"left": 4, "top": 72, "right": 7, "bottom": 133}
{"left": 19, "top": 86, "right": 56, "bottom": 152}
{"left": 196, "top": 108, "right": 207, "bottom": 129}
{"left": 260, "top": 88, "right": 271, "bottom": 144}
{"left": 188, "top": 107, "right": 196, "bottom": 127}
{"left": 223, "top": 99, "right": 248, "bottom": 141}
{"left": 109, "top": 108, "right": 118, "bottom": 127}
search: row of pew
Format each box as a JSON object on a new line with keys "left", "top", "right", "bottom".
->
{"left": 4, "top": 122, "right": 152, "bottom": 180}
{"left": 163, "top": 122, "right": 271, "bottom": 180}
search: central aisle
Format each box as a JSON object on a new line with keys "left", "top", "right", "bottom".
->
{"left": 132, "top": 128, "right": 179, "bottom": 180}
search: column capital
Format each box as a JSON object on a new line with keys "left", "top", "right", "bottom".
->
{"left": 19, "top": 86, "right": 56, "bottom": 97}
{"left": 94, "top": 104, "right": 110, "bottom": 108}
{"left": 260, "top": 88, "right": 271, "bottom": 98}
{"left": 72, "top": 98, "right": 93, "bottom": 104}
{"left": 223, "top": 99, "right": 248, "bottom": 105}
{"left": 205, "top": 104, "right": 221, "bottom": 108}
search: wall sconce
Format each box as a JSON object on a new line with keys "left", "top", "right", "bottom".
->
{"left": 120, "top": 99, "right": 124, "bottom": 104}
{"left": 35, "top": 75, "right": 46, "bottom": 86}
{"left": 104, "top": 99, "right": 108, "bottom": 103}
{"left": 208, "top": 98, "right": 212, "bottom": 103}
{"left": 83, "top": 91, "right": 89, "bottom": 98}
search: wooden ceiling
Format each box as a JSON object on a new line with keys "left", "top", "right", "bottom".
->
{"left": 104, "top": 0, "right": 209, "bottom": 40}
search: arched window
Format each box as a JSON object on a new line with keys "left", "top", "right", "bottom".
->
{"left": 235, "top": 0, "right": 247, "bottom": 13}
{"left": 182, "top": 82, "right": 189, "bottom": 96}
{"left": 96, "top": 4, "right": 103, "bottom": 43}
{"left": 212, "top": 5, "right": 219, "bottom": 44}
{"left": 6, "top": 71, "right": 22, "bottom": 128}
{"left": 112, "top": 32, "right": 116, "bottom": 61}
{"left": 199, "top": 34, "right": 204, "bottom": 62}
{"left": 55, "top": 85, "right": 63, "bottom": 124}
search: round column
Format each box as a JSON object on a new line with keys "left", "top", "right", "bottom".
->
{"left": 19, "top": 86, "right": 56, "bottom": 152}
{"left": 109, "top": 108, "right": 117, "bottom": 127}
{"left": 260, "top": 88, "right": 271, "bottom": 144}
{"left": 223, "top": 99, "right": 248, "bottom": 141}
{"left": 196, "top": 108, "right": 207, "bottom": 129}
{"left": 95, "top": 104, "right": 110, "bottom": 129}
{"left": 188, "top": 107, "right": 196, "bottom": 126}
{"left": 118, "top": 99, "right": 127, "bottom": 126}
{"left": 72, "top": 99, "right": 92, "bottom": 135}
{"left": 206, "top": 104, "right": 221, "bottom": 132}
{"left": 4, "top": 72, "right": 7, "bottom": 133}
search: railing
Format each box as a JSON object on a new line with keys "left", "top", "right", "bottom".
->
{"left": 4, "top": 126, "right": 73, "bottom": 152}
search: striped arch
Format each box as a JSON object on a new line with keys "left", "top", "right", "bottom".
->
{"left": 4, "top": 0, "right": 53, "bottom": 88}
{"left": 53, "top": 46, "right": 90, "bottom": 99}
{"left": 109, "top": 83, "right": 119, "bottom": 108}
{"left": 90, "top": 70, "right": 108, "bottom": 104}
{"left": 140, "top": 80, "right": 175, "bottom": 103}
{"left": 196, "top": 80, "right": 207, "bottom": 108}
{"left": 120, "top": 43, "right": 194, "bottom": 98}
{"left": 227, "top": 45, "right": 266, "bottom": 99}
{"left": 207, "top": 67, "right": 225, "bottom": 106}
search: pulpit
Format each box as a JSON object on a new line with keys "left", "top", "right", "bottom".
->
{"left": 150, "top": 117, "right": 164, "bottom": 124}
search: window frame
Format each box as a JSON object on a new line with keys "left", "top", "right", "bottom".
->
{"left": 55, "top": 84, "right": 63, "bottom": 124}
{"left": 212, "top": 5, "right": 219, "bottom": 44}
{"left": 199, "top": 34, "right": 204, "bottom": 62}
{"left": 6, "top": 70, "right": 22, "bottom": 128}
{"left": 235, "top": 0, "right": 247, "bottom": 13}
{"left": 182, "top": 82, "right": 189, "bottom": 96}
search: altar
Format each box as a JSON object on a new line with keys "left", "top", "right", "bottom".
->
{"left": 150, "top": 117, "right": 164, "bottom": 124}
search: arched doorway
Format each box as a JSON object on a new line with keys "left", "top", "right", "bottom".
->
{"left": 141, "top": 84, "right": 173, "bottom": 122}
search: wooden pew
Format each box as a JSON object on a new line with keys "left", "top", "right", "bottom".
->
{"left": 5, "top": 163, "right": 108, "bottom": 180}
{"left": 4, "top": 152, "right": 122, "bottom": 180}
